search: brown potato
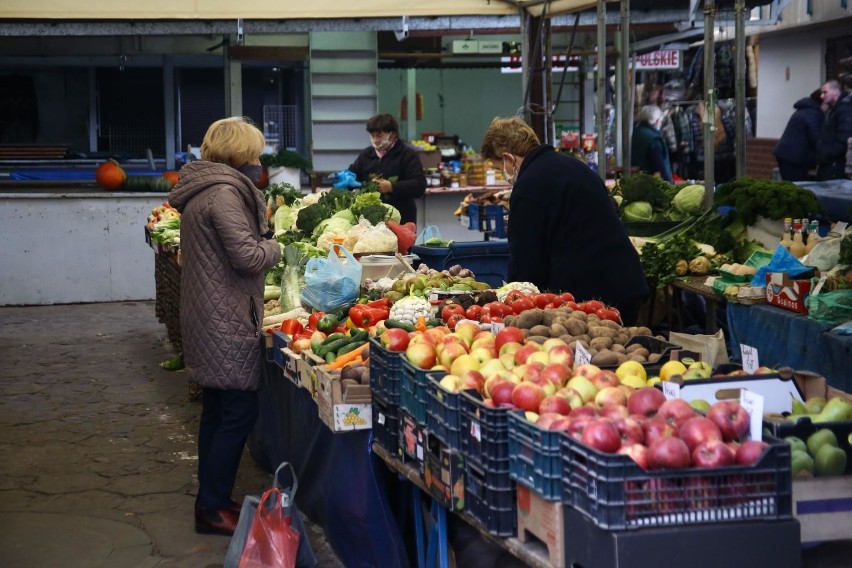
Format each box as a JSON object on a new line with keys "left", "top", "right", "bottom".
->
{"left": 530, "top": 324, "right": 552, "bottom": 337}
{"left": 599, "top": 319, "right": 622, "bottom": 331}
{"left": 564, "top": 318, "right": 588, "bottom": 337}
{"left": 628, "top": 353, "right": 648, "bottom": 363}
{"left": 550, "top": 323, "right": 568, "bottom": 337}
{"left": 590, "top": 336, "right": 614, "bottom": 351}
{"left": 526, "top": 335, "right": 549, "bottom": 344}
{"left": 569, "top": 311, "right": 588, "bottom": 321}
{"left": 611, "top": 343, "right": 626, "bottom": 354}
{"left": 591, "top": 350, "right": 619, "bottom": 366}
{"left": 648, "top": 352, "right": 662, "bottom": 363}
{"left": 588, "top": 326, "right": 618, "bottom": 339}
{"left": 615, "top": 352, "right": 629, "bottom": 364}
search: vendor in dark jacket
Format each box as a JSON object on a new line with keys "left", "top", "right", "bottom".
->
{"left": 773, "top": 89, "right": 825, "bottom": 181}
{"left": 349, "top": 113, "right": 426, "bottom": 224}
{"left": 481, "top": 117, "right": 649, "bottom": 325}
{"left": 631, "top": 105, "right": 674, "bottom": 183}
{"left": 817, "top": 79, "right": 852, "bottom": 180}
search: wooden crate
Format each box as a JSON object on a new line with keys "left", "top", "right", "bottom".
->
{"left": 516, "top": 485, "right": 565, "bottom": 568}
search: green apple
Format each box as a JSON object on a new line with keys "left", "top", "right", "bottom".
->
{"left": 806, "top": 429, "right": 838, "bottom": 458}
{"left": 791, "top": 450, "right": 814, "bottom": 478}
{"left": 814, "top": 444, "right": 847, "bottom": 476}
{"left": 688, "top": 361, "right": 713, "bottom": 375}
{"left": 682, "top": 368, "right": 709, "bottom": 380}
{"left": 784, "top": 436, "right": 807, "bottom": 454}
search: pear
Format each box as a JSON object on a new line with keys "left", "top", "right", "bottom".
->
{"left": 791, "top": 399, "right": 810, "bottom": 416}
{"left": 804, "top": 397, "right": 827, "bottom": 415}
{"left": 806, "top": 429, "right": 838, "bottom": 458}
{"left": 814, "top": 444, "right": 847, "bottom": 477}
{"left": 784, "top": 436, "right": 807, "bottom": 454}
{"left": 690, "top": 399, "right": 711, "bottom": 413}
{"left": 791, "top": 449, "right": 815, "bottom": 479}
{"left": 814, "top": 398, "right": 852, "bottom": 423}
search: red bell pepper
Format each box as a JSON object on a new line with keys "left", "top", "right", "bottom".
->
{"left": 279, "top": 319, "right": 304, "bottom": 336}
{"left": 349, "top": 304, "right": 390, "bottom": 328}
{"left": 367, "top": 298, "right": 391, "bottom": 310}
{"left": 307, "top": 311, "right": 325, "bottom": 331}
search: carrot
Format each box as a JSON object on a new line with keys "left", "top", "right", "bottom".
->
{"left": 326, "top": 343, "right": 369, "bottom": 369}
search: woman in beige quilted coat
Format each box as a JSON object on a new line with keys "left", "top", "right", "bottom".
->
{"left": 168, "top": 117, "right": 281, "bottom": 536}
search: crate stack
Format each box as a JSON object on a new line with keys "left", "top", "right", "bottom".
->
{"left": 369, "top": 337, "right": 402, "bottom": 455}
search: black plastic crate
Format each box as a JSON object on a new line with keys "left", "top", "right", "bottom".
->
{"left": 401, "top": 358, "right": 442, "bottom": 426}
{"left": 459, "top": 390, "right": 511, "bottom": 472}
{"left": 425, "top": 372, "right": 465, "bottom": 451}
{"left": 464, "top": 460, "right": 517, "bottom": 537}
{"left": 560, "top": 433, "right": 793, "bottom": 531}
{"left": 598, "top": 335, "right": 679, "bottom": 372}
{"left": 508, "top": 410, "right": 563, "bottom": 500}
{"left": 368, "top": 337, "right": 402, "bottom": 405}
{"left": 371, "top": 394, "right": 399, "bottom": 456}
{"left": 764, "top": 414, "right": 852, "bottom": 474}
{"left": 411, "top": 241, "right": 509, "bottom": 289}
{"left": 270, "top": 330, "right": 290, "bottom": 367}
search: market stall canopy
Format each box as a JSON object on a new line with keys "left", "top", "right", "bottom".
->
{"left": 0, "top": 0, "right": 599, "bottom": 20}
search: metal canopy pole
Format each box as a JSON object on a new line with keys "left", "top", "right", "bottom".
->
{"left": 703, "top": 0, "right": 716, "bottom": 208}
{"left": 596, "top": 0, "right": 607, "bottom": 181}
{"left": 619, "top": 0, "right": 631, "bottom": 176}
{"left": 735, "top": 0, "right": 746, "bottom": 178}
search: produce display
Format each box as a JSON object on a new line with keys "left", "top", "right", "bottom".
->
{"left": 96, "top": 159, "right": 178, "bottom": 192}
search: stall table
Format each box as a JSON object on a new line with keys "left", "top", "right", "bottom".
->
{"left": 669, "top": 276, "right": 727, "bottom": 334}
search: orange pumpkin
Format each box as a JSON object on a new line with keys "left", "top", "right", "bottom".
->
{"left": 95, "top": 159, "right": 127, "bottom": 191}
{"left": 161, "top": 171, "right": 180, "bottom": 186}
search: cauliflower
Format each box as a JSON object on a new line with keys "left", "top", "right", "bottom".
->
{"left": 496, "top": 281, "right": 540, "bottom": 302}
{"left": 353, "top": 222, "right": 398, "bottom": 254}
{"left": 343, "top": 218, "right": 373, "bottom": 251}
{"left": 388, "top": 296, "right": 432, "bottom": 325}
{"left": 317, "top": 227, "right": 349, "bottom": 251}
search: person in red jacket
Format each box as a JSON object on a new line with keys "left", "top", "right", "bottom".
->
{"left": 348, "top": 113, "right": 427, "bottom": 225}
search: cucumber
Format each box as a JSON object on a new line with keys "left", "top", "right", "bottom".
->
{"left": 384, "top": 319, "right": 415, "bottom": 332}
{"left": 320, "top": 333, "right": 345, "bottom": 347}
{"left": 316, "top": 337, "right": 350, "bottom": 357}
{"left": 325, "top": 351, "right": 337, "bottom": 364}
{"left": 336, "top": 340, "right": 367, "bottom": 357}
{"left": 426, "top": 319, "right": 444, "bottom": 328}
{"left": 349, "top": 328, "right": 369, "bottom": 342}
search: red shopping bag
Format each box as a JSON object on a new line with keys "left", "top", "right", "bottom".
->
{"left": 238, "top": 487, "right": 300, "bottom": 568}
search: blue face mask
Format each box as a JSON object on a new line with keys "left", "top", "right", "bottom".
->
{"left": 237, "top": 164, "right": 263, "bottom": 187}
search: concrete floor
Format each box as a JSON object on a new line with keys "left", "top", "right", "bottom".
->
{"left": 0, "top": 301, "right": 849, "bottom": 568}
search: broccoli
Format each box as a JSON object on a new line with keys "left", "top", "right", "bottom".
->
{"left": 295, "top": 203, "right": 327, "bottom": 235}
{"left": 359, "top": 203, "right": 390, "bottom": 225}
{"left": 351, "top": 191, "right": 383, "bottom": 219}
{"left": 715, "top": 177, "right": 823, "bottom": 226}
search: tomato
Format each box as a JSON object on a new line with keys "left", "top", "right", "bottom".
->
{"left": 479, "top": 313, "right": 491, "bottom": 324}
{"left": 441, "top": 304, "right": 465, "bottom": 322}
{"left": 564, "top": 300, "right": 579, "bottom": 310}
{"left": 558, "top": 292, "right": 576, "bottom": 303}
{"left": 596, "top": 307, "right": 622, "bottom": 323}
{"left": 584, "top": 300, "right": 605, "bottom": 312}
{"left": 488, "top": 316, "right": 503, "bottom": 324}
{"left": 445, "top": 314, "right": 461, "bottom": 330}
{"left": 544, "top": 299, "right": 565, "bottom": 309}
{"left": 504, "top": 290, "right": 527, "bottom": 304}
{"left": 465, "top": 304, "right": 483, "bottom": 320}
{"left": 510, "top": 297, "right": 535, "bottom": 315}
{"left": 485, "top": 302, "right": 513, "bottom": 318}
{"left": 533, "top": 293, "right": 556, "bottom": 309}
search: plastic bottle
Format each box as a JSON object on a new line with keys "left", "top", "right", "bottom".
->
{"left": 804, "top": 222, "right": 819, "bottom": 255}
{"left": 789, "top": 223, "right": 806, "bottom": 258}
{"left": 780, "top": 218, "right": 793, "bottom": 251}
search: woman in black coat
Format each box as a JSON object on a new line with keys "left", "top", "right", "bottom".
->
{"left": 773, "top": 90, "right": 825, "bottom": 181}
{"left": 480, "top": 117, "right": 649, "bottom": 325}
{"left": 349, "top": 113, "right": 426, "bottom": 224}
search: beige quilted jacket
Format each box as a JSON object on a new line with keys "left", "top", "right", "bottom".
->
{"left": 168, "top": 161, "right": 281, "bottom": 391}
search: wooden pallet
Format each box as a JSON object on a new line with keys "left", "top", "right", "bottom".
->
{"left": 516, "top": 485, "right": 565, "bottom": 568}
{"left": 0, "top": 144, "right": 67, "bottom": 160}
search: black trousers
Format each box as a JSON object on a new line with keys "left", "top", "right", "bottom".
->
{"left": 197, "top": 387, "right": 259, "bottom": 510}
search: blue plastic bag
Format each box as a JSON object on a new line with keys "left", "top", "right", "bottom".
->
{"left": 750, "top": 245, "right": 812, "bottom": 287}
{"left": 300, "top": 245, "right": 362, "bottom": 312}
{"left": 330, "top": 170, "right": 362, "bottom": 190}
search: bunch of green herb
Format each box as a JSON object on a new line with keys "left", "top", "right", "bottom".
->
{"left": 714, "top": 177, "right": 823, "bottom": 226}
{"left": 640, "top": 232, "right": 702, "bottom": 288}
{"left": 264, "top": 182, "right": 302, "bottom": 208}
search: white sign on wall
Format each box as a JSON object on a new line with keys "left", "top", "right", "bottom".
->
{"left": 633, "top": 50, "right": 681, "bottom": 70}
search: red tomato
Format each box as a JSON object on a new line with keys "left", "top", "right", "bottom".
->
{"left": 533, "top": 293, "right": 556, "bottom": 309}
{"left": 484, "top": 302, "right": 510, "bottom": 318}
{"left": 544, "top": 297, "right": 565, "bottom": 309}
{"left": 564, "top": 301, "right": 579, "bottom": 310}
{"left": 441, "top": 304, "right": 465, "bottom": 322}
{"left": 479, "top": 313, "right": 491, "bottom": 324}
{"left": 596, "top": 307, "right": 622, "bottom": 323}
{"left": 584, "top": 300, "right": 605, "bottom": 312}
{"left": 445, "top": 314, "right": 460, "bottom": 330}
{"left": 510, "top": 297, "right": 535, "bottom": 315}
{"left": 558, "top": 292, "right": 575, "bottom": 303}
{"left": 488, "top": 316, "right": 503, "bottom": 324}
{"left": 504, "top": 290, "right": 527, "bottom": 304}
{"left": 465, "top": 305, "right": 483, "bottom": 320}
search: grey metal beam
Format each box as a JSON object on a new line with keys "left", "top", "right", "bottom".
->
{"left": 703, "top": 0, "right": 715, "bottom": 206}
{"left": 735, "top": 0, "right": 746, "bottom": 178}
{"left": 596, "top": 0, "right": 606, "bottom": 182}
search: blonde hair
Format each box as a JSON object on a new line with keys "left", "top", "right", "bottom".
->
{"left": 200, "top": 117, "right": 265, "bottom": 166}
{"left": 480, "top": 116, "right": 540, "bottom": 161}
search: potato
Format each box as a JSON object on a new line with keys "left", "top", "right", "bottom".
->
{"left": 615, "top": 352, "right": 629, "bottom": 364}
{"left": 564, "top": 318, "right": 588, "bottom": 337}
{"left": 560, "top": 335, "right": 575, "bottom": 345}
{"left": 550, "top": 323, "right": 568, "bottom": 337}
{"left": 599, "top": 319, "right": 622, "bottom": 331}
{"left": 569, "top": 311, "right": 587, "bottom": 321}
{"left": 591, "top": 350, "right": 619, "bottom": 366}
{"left": 616, "top": 332, "right": 631, "bottom": 346}
{"left": 542, "top": 309, "right": 561, "bottom": 327}
{"left": 574, "top": 334, "right": 591, "bottom": 345}
{"left": 625, "top": 343, "right": 644, "bottom": 354}
{"left": 526, "top": 335, "right": 549, "bottom": 344}
{"left": 628, "top": 353, "right": 648, "bottom": 363}
{"left": 589, "top": 326, "right": 618, "bottom": 339}
{"left": 576, "top": 339, "right": 590, "bottom": 350}
{"left": 633, "top": 347, "right": 650, "bottom": 360}
{"left": 611, "top": 343, "right": 626, "bottom": 354}
{"left": 586, "top": 314, "right": 600, "bottom": 325}
{"left": 515, "top": 309, "right": 543, "bottom": 329}
{"left": 635, "top": 326, "right": 653, "bottom": 336}
{"left": 503, "top": 315, "right": 516, "bottom": 327}
{"left": 647, "top": 352, "right": 662, "bottom": 363}
{"left": 530, "top": 325, "right": 552, "bottom": 337}
{"left": 590, "top": 336, "right": 614, "bottom": 351}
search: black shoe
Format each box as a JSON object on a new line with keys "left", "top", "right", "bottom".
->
{"left": 195, "top": 506, "right": 239, "bottom": 536}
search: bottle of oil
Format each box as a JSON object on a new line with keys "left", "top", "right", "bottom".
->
{"left": 789, "top": 222, "right": 806, "bottom": 258}
{"left": 804, "top": 222, "right": 819, "bottom": 255}
{"left": 780, "top": 217, "right": 793, "bottom": 251}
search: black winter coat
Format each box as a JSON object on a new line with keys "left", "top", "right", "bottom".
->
{"left": 773, "top": 97, "right": 824, "bottom": 168}
{"left": 349, "top": 141, "right": 427, "bottom": 224}
{"left": 817, "top": 92, "right": 852, "bottom": 180}
{"left": 507, "top": 145, "right": 649, "bottom": 310}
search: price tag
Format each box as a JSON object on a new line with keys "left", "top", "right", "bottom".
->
{"left": 662, "top": 381, "right": 681, "bottom": 400}
{"left": 740, "top": 344, "right": 759, "bottom": 374}
{"left": 740, "top": 389, "right": 764, "bottom": 442}
{"left": 470, "top": 420, "right": 482, "bottom": 442}
{"left": 429, "top": 292, "right": 438, "bottom": 302}
{"left": 574, "top": 341, "right": 592, "bottom": 367}
{"left": 490, "top": 321, "right": 506, "bottom": 334}
{"left": 416, "top": 442, "right": 424, "bottom": 461}
{"left": 377, "top": 412, "right": 386, "bottom": 426}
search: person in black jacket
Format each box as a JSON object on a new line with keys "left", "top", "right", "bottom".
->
{"left": 817, "top": 79, "right": 852, "bottom": 180}
{"left": 481, "top": 117, "right": 649, "bottom": 325}
{"left": 773, "top": 89, "right": 825, "bottom": 181}
{"left": 631, "top": 105, "right": 674, "bottom": 183}
{"left": 348, "top": 113, "right": 426, "bottom": 224}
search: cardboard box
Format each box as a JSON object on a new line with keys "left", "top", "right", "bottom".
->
{"left": 765, "top": 272, "right": 813, "bottom": 313}
{"left": 300, "top": 351, "right": 325, "bottom": 396}
{"left": 315, "top": 365, "right": 372, "bottom": 432}
{"left": 516, "top": 485, "right": 565, "bottom": 568}
{"left": 398, "top": 409, "right": 426, "bottom": 473}
{"left": 674, "top": 373, "right": 805, "bottom": 414}
{"left": 793, "top": 476, "right": 852, "bottom": 544}
{"left": 423, "top": 433, "right": 465, "bottom": 511}
{"left": 280, "top": 347, "right": 300, "bottom": 387}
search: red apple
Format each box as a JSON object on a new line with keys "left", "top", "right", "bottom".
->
{"left": 409, "top": 332, "right": 436, "bottom": 346}
{"left": 618, "top": 443, "right": 649, "bottom": 469}
{"left": 380, "top": 328, "right": 410, "bottom": 352}
{"left": 514, "top": 343, "right": 541, "bottom": 365}
{"left": 566, "top": 414, "right": 594, "bottom": 439}
{"left": 495, "top": 326, "right": 525, "bottom": 351}
{"left": 598, "top": 403, "right": 629, "bottom": 421}
{"left": 692, "top": 439, "right": 736, "bottom": 468}
{"left": 647, "top": 436, "right": 692, "bottom": 470}
{"left": 459, "top": 370, "right": 486, "bottom": 393}
{"left": 626, "top": 387, "right": 667, "bottom": 418}
{"left": 490, "top": 380, "right": 516, "bottom": 407}
{"left": 437, "top": 339, "right": 469, "bottom": 369}
{"left": 643, "top": 416, "right": 678, "bottom": 447}
{"left": 548, "top": 416, "right": 573, "bottom": 432}
{"left": 614, "top": 416, "right": 645, "bottom": 446}
{"left": 594, "top": 386, "right": 628, "bottom": 409}
{"left": 405, "top": 342, "right": 436, "bottom": 369}
{"left": 678, "top": 416, "right": 724, "bottom": 452}
{"left": 555, "top": 386, "right": 585, "bottom": 410}
{"left": 511, "top": 382, "right": 547, "bottom": 412}
{"left": 539, "top": 395, "right": 572, "bottom": 416}
{"left": 657, "top": 398, "right": 697, "bottom": 429}
{"left": 547, "top": 344, "right": 575, "bottom": 368}
{"left": 581, "top": 418, "right": 622, "bottom": 454}
{"left": 454, "top": 321, "right": 481, "bottom": 347}
{"left": 706, "top": 401, "right": 751, "bottom": 442}
{"left": 590, "top": 369, "right": 620, "bottom": 391}
{"left": 536, "top": 412, "right": 564, "bottom": 429}
{"left": 735, "top": 440, "right": 770, "bottom": 466}
{"left": 573, "top": 364, "right": 601, "bottom": 379}
{"left": 540, "top": 363, "right": 572, "bottom": 388}
{"left": 424, "top": 326, "right": 450, "bottom": 344}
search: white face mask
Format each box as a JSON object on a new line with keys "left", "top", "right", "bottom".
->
{"left": 502, "top": 154, "right": 518, "bottom": 185}
{"left": 371, "top": 133, "right": 394, "bottom": 152}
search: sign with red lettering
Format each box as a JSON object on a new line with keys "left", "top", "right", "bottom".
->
{"left": 633, "top": 50, "right": 681, "bottom": 70}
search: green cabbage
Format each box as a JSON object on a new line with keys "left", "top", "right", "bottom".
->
{"left": 311, "top": 217, "right": 353, "bottom": 241}
{"left": 673, "top": 184, "right": 706, "bottom": 215}
{"left": 623, "top": 201, "right": 654, "bottom": 223}
{"left": 332, "top": 209, "right": 356, "bottom": 224}
{"left": 273, "top": 204, "right": 297, "bottom": 235}
{"left": 384, "top": 204, "right": 401, "bottom": 223}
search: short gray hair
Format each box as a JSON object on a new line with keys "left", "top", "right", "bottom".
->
{"left": 638, "top": 105, "right": 663, "bottom": 126}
